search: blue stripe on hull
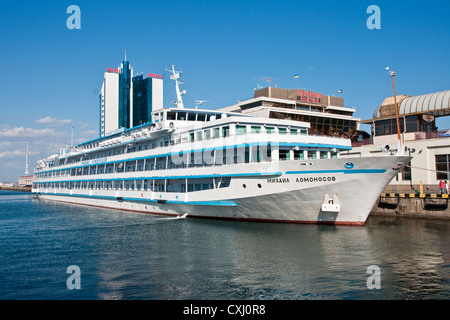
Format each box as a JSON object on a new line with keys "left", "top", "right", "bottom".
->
{"left": 37, "top": 192, "right": 238, "bottom": 207}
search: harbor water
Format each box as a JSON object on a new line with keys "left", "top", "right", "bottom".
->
{"left": 0, "top": 190, "right": 448, "bottom": 300}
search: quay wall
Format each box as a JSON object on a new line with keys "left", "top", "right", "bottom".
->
{"left": 371, "top": 193, "right": 450, "bottom": 219}
{"left": 0, "top": 186, "right": 32, "bottom": 192}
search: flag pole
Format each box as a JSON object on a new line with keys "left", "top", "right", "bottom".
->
{"left": 386, "top": 67, "right": 403, "bottom": 155}
{"left": 293, "top": 74, "right": 300, "bottom": 89}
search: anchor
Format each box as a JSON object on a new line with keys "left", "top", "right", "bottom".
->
{"left": 321, "top": 193, "right": 340, "bottom": 212}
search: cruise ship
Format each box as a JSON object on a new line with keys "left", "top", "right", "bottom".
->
{"left": 32, "top": 67, "right": 412, "bottom": 225}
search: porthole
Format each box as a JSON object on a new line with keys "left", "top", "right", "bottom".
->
{"left": 243, "top": 184, "right": 246, "bottom": 188}
{"left": 257, "top": 184, "right": 262, "bottom": 188}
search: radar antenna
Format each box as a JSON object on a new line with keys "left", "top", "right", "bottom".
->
{"left": 195, "top": 100, "right": 207, "bottom": 109}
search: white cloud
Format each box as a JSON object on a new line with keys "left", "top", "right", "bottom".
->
{"left": 0, "top": 149, "right": 37, "bottom": 159}
{"left": 0, "top": 126, "right": 59, "bottom": 138}
{"left": 0, "top": 150, "right": 24, "bottom": 159}
{"left": 35, "top": 116, "right": 72, "bottom": 127}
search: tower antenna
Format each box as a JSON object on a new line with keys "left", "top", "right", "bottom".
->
{"left": 25, "top": 141, "right": 29, "bottom": 175}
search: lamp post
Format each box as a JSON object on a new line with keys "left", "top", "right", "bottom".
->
{"left": 386, "top": 67, "right": 402, "bottom": 143}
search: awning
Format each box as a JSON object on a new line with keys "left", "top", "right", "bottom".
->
{"left": 362, "top": 90, "right": 450, "bottom": 123}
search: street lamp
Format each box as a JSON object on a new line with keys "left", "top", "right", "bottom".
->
{"left": 386, "top": 67, "right": 402, "bottom": 143}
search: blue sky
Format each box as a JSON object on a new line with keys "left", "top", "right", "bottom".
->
{"left": 0, "top": 0, "right": 449, "bottom": 181}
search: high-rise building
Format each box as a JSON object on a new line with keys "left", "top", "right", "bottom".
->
{"left": 99, "top": 59, "right": 163, "bottom": 137}
{"left": 132, "top": 74, "right": 163, "bottom": 127}
{"left": 99, "top": 60, "right": 134, "bottom": 137}
{"left": 118, "top": 60, "right": 133, "bottom": 130}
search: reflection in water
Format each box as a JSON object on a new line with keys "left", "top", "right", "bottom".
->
{"left": 0, "top": 190, "right": 448, "bottom": 300}
{"left": 365, "top": 217, "right": 450, "bottom": 299}
{"left": 92, "top": 215, "right": 449, "bottom": 300}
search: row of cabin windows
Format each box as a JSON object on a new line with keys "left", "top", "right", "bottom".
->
{"left": 56, "top": 124, "right": 308, "bottom": 168}
{"left": 64, "top": 125, "right": 234, "bottom": 166}
{"left": 189, "top": 125, "right": 307, "bottom": 142}
{"left": 35, "top": 148, "right": 338, "bottom": 179}
{"left": 164, "top": 111, "right": 222, "bottom": 122}
{"left": 33, "top": 177, "right": 231, "bottom": 193}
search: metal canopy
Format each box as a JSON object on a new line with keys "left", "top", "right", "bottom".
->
{"left": 399, "top": 90, "right": 450, "bottom": 116}
{"left": 369, "top": 90, "right": 450, "bottom": 122}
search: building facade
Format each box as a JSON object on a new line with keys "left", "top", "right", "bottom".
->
{"left": 99, "top": 60, "right": 163, "bottom": 137}
{"left": 220, "top": 86, "right": 360, "bottom": 138}
{"left": 132, "top": 74, "right": 163, "bottom": 127}
{"left": 348, "top": 90, "right": 450, "bottom": 193}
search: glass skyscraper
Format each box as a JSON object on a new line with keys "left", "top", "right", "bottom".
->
{"left": 118, "top": 60, "right": 132, "bottom": 129}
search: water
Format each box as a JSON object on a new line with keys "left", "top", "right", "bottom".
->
{"left": 0, "top": 190, "right": 448, "bottom": 300}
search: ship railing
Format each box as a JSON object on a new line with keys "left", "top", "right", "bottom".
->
{"left": 35, "top": 129, "right": 351, "bottom": 176}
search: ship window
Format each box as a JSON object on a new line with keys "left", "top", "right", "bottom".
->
{"left": 279, "top": 128, "right": 287, "bottom": 135}
{"left": 196, "top": 131, "right": 203, "bottom": 141}
{"left": 188, "top": 112, "right": 196, "bottom": 121}
{"left": 177, "top": 112, "right": 187, "bottom": 120}
{"left": 213, "top": 128, "right": 220, "bottom": 139}
{"left": 279, "top": 149, "right": 290, "bottom": 160}
{"left": 236, "top": 125, "right": 247, "bottom": 135}
{"left": 234, "top": 147, "right": 245, "bottom": 163}
{"left": 309, "top": 151, "right": 317, "bottom": 159}
{"left": 189, "top": 132, "right": 195, "bottom": 142}
{"left": 266, "top": 127, "right": 275, "bottom": 134}
{"left": 167, "top": 112, "right": 176, "bottom": 120}
{"left": 290, "top": 129, "right": 298, "bottom": 135}
{"left": 294, "top": 150, "right": 304, "bottom": 160}
{"left": 251, "top": 126, "right": 261, "bottom": 134}
{"left": 204, "top": 129, "right": 211, "bottom": 140}
{"left": 197, "top": 113, "right": 206, "bottom": 121}
{"left": 222, "top": 126, "right": 230, "bottom": 137}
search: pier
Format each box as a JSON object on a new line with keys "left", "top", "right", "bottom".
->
{"left": 371, "top": 191, "right": 450, "bottom": 219}
{"left": 0, "top": 186, "right": 32, "bottom": 192}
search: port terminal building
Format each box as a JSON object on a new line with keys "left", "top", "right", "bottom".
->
{"left": 222, "top": 87, "right": 450, "bottom": 193}
{"left": 348, "top": 90, "right": 450, "bottom": 193}
{"left": 221, "top": 87, "right": 360, "bottom": 138}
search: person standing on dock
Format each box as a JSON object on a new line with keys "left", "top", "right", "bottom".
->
{"left": 439, "top": 180, "right": 445, "bottom": 194}
{"left": 446, "top": 181, "right": 449, "bottom": 194}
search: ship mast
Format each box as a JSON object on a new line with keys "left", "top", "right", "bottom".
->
{"left": 170, "top": 65, "right": 186, "bottom": 108}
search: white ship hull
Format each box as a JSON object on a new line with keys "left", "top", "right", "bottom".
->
{"left": 34, "top": 155, "right": 411, "bottom": 225}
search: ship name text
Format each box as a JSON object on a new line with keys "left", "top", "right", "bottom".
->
{"left": 267, "top": 176, "right": 337, "bottom": 183}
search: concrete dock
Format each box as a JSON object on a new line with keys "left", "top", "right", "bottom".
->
{"left": 0, "top": 186, "right": 32, "bottom": 192}
{"left": 371, "top": 192, "right": 450, "bottom": 219}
